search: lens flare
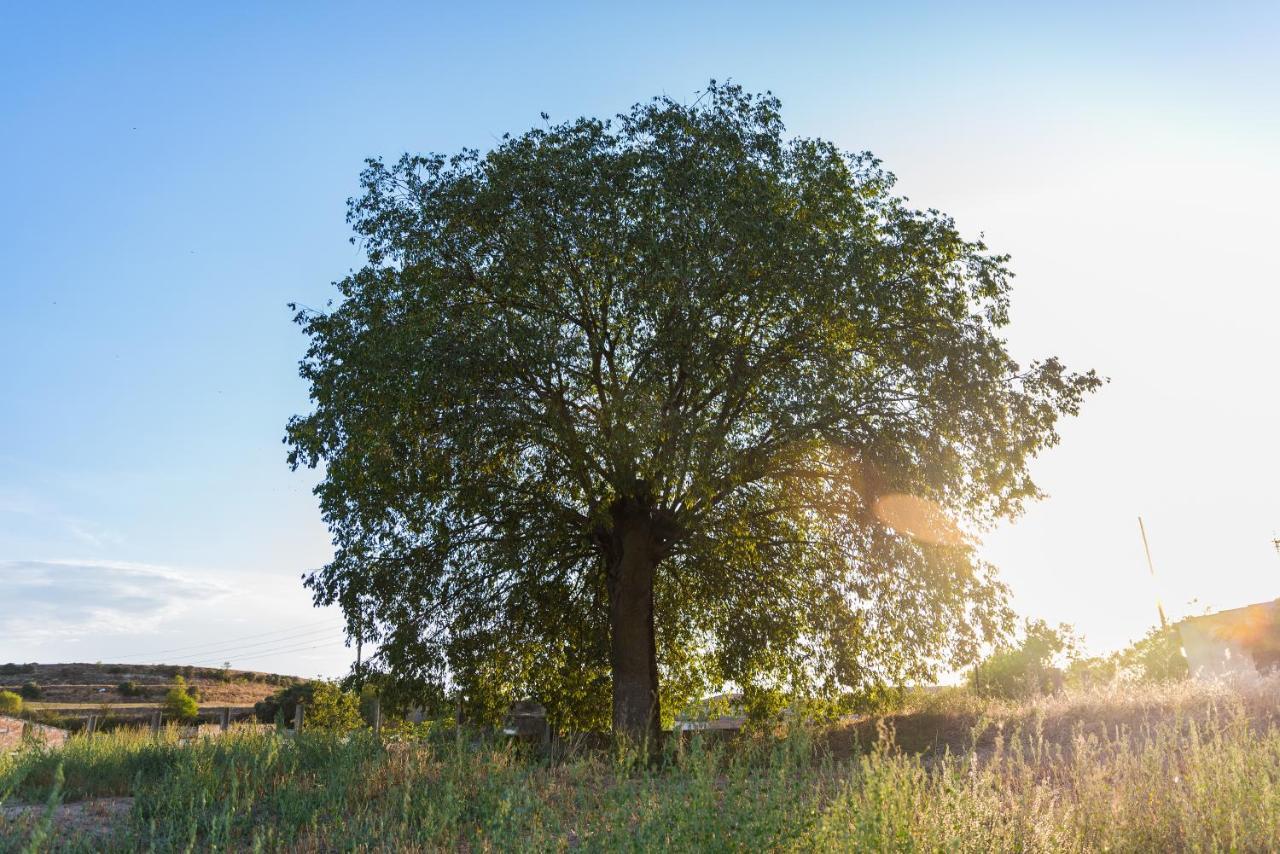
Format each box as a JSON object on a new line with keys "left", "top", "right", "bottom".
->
{"left": 872, "top": 493, "right": 968, "bottom": 547}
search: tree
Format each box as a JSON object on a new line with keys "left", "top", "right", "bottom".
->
{"left": 163, "top": 676, "right": 199, "bottom": 722}
{"left": 288, "top": 82, "right": 1100, "bottom": 743}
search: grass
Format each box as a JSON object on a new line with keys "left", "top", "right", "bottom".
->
{"left": 6, "top": 679, "right": 1280, "bottom": 851}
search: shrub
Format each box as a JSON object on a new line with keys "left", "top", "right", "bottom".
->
{"left": 306, "top": 682, "right": 364, "bottom": 733}
{"left": 19, "top": 681, "right": 43, "bottom": 700}
{"left": 118, "top": 681, "right": 145, "bottom": 698}
{"left": 0, "top": 662, "right": 36, "bottom": 675}
{"left": 1118, "top": 624, "right": 1189, "bottom": 681}
{"left": 255, "top": 683, "right": 315, "bottom": 724}
{"left": 0, "top": 690, "right": 23, "bottom": 715}
{"left": 163, "top": 677, "right": 199, "bottom": 722}
{"left": 970, "top": 620, "right": 1076, "bottom": 700}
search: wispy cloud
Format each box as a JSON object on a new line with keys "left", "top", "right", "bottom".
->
{"left": 0, "top": 489, "right": 125, "bottom": 550}
{"left": 0, "top": 559, "right": 229, "bottom": 645}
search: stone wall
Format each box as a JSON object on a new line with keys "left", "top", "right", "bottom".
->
{"left": 0, "top": 715, "right": 68, "bottom": 751}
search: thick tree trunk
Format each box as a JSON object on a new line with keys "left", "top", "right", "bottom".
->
{"left": 605, "top": 501, "right": 663, "bottom": 746}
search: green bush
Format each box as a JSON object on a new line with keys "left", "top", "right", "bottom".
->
{"left": 970, "top": 620, "right": 1075, "bottom": 700}
{"left": 19, "top": 681, "right": 43, "bottom": 700}
{"left": 163, "top": 677, "right": 199, "bottom": 722}
{"left": 0, "top": 662, "right": 36, "bottom": 675}
{"left": 0, "top": 689, "right": 23, "bottom": 714}
{"left": 118, "top": 681, "right": 146, "bottom": 698}
{"left": 255, "top": 683, "right": 315, "bottom": 724}
{"left": 1118, "top": 624, "right": 1189, "bottom": 681}
{"left": 306, "top": 682, "right": 364, "bottom": 733}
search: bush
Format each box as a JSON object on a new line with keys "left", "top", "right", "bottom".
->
{"left": 118, "top": 681, "right": 145, "bottom": 698}
{"left": 19, "top": 681, "right": 43, "bottom": 700}
{"left": 0, "top": 662, "right": 36, "bottom": 675}
{"left": 163, "top": 677, "right": 199, "bottom": 722}
{"left": 255, "top": 683, "right": 315, "bottom": 725}
{"left": 0, "top": 690, "right": 23, "bottom": 714}
{"left": 306, "top": 682, "right": 364, "bottom": 733}
{"left": 970, "top": 620, "right": 1076, "bottom": 700}
{"left": 1118, "top": 624, "right": 1189, "bottom": 681}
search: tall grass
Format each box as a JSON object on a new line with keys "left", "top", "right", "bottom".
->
{"left": 5, "top": 680, "right": 1280, "bottom": 851}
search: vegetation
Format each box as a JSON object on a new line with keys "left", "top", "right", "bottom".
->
{"left": 288, "top": 81, "right": 1099, "bottom": 741}
{"left": 5, "top": 680, "right": 1280, "bottom": 850}
{"left": 160, "top": 678, "right": 198, "bottom": 723}
{"left": 253, "top": 683, "right": 315, "bottom": 725}
{"left": 0, "top": 691, "right": 22, "bottom": 715}
{"left": 18, "top": 683, "right": 42, "bottom": 701}
{"left": 969, "top": 619, "right": 1077, "bottom": 700}
{"left": 303, "top": 682, "right": 363, "bottom": 733}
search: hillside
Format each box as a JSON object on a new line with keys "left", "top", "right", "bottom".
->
{"left": 0, "top": 662, "right": 306, "bottom": 717}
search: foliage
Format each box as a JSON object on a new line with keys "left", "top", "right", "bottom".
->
{"left": 1117, "top": 624, "right": 1189, "bottom": 681}
{"left": 0, "top": 689, "right": 22, "bottom": 715}
{"left": 288, "top": 81, "right": 1099, "bottom": 735}
{"left": 19, "top": 681, "right": 43, "bottom": 700}
{"left": 116, "top": 681, "right": 145, "bottom": 698}
{"left": 969, "top": 619, "right": 1077, "bottom": 700}
{"left": 0, "top": 662, "right": 36, "bottom": 675}
{"left": 304, "top": 682, "right": 364, "bottom": 733}
{"left": 254, "top": 683, "right": 315, "bottom": 725}
{"left": 162, "top": 677, "right": 199, "bottom": 722}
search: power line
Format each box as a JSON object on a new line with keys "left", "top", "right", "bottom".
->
{"left": 131, "top": 626, "right": 343, "bottom": 664}
{"left": 103, "top": 621, "right": 343, "bottom": 662}
{"left": 184, "top": 638, "right": 354, "bottom": 669}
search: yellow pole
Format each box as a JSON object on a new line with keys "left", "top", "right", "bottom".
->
{"left": 1138, "top": 516, "right": 1169, "bottom": 629}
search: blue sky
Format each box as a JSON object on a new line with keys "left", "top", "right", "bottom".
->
{"left": 2, "top": 2, "right": 1278, "bottom": 678}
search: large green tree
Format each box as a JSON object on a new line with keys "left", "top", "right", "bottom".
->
{"left": 288, "top": 83, "right": 1099, "bottom": 742}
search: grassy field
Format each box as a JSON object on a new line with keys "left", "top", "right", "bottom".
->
{"left": 5, "top": 679, "right": 1280, "bottom": 851}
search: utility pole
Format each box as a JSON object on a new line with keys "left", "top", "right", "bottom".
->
{"left": 1138, "top": 516, "right": 1169, "bottom": 629}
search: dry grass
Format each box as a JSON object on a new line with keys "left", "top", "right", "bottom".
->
{"left": 6, "top": 678, "right": 1280, "bottom": 851}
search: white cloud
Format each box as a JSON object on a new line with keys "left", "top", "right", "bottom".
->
{"left": 0, "top": 559, "right": 229, "bottom": 645}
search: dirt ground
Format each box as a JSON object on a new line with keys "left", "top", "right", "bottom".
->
{"left": 0, "top": 797, "right": 133, "bottom": 846}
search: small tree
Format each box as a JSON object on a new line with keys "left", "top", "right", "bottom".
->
{"left": 163, "top": 676, "right": 199, "bottom": 722}
{"left": 305, "top": 682, "right": 363, "bottom": 733}
{"left": 19, "top": 681, "right": 43, "bottom": 700}
{"left": 0, "top": 690, "right": 22, "bottom": 715}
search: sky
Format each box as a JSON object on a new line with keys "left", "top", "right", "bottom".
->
{"left": 2, "top": 2, "right": 1278, "bottom": 679}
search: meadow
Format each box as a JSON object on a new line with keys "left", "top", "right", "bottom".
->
{"left": 6, "top": 678, "right": 1280, "bottom": 851}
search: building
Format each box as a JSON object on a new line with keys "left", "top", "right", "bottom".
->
{"left": 1178, "top": 599, "right": 1280, "bottom": 678}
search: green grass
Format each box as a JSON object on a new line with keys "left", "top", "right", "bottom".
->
{"left": 6, "top": 681, "right": 1280, "bottom": 851}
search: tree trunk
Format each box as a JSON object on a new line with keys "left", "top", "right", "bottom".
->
{"left": 605, "top": 501, "right": 662, "bottom": 746}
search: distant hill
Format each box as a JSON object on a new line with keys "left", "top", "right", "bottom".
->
{"left": 0, "top": 662, "right": 308, "bottom": 716}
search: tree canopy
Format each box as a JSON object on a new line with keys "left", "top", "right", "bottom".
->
{"left": 288, "top": 82, "right": 1100, "bottom": 739}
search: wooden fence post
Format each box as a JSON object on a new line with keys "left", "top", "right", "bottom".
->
{"left": 150, "top": 709, "right": 161, "bottom": 735}
{"left": 85, "top": 714, "right": 96, "bottom": 736}
{"left": 372, "top": 697, "right": 382, "bottom": 739}
{"left": 220, "top": 707, "right": 231, "bottom": 732}
{"left": 294, "top": 702, "right": 304, "bottom": 734}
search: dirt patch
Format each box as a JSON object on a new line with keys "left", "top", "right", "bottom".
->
{"left": 0, "top": 797, "right": 133, "bottom": 845}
